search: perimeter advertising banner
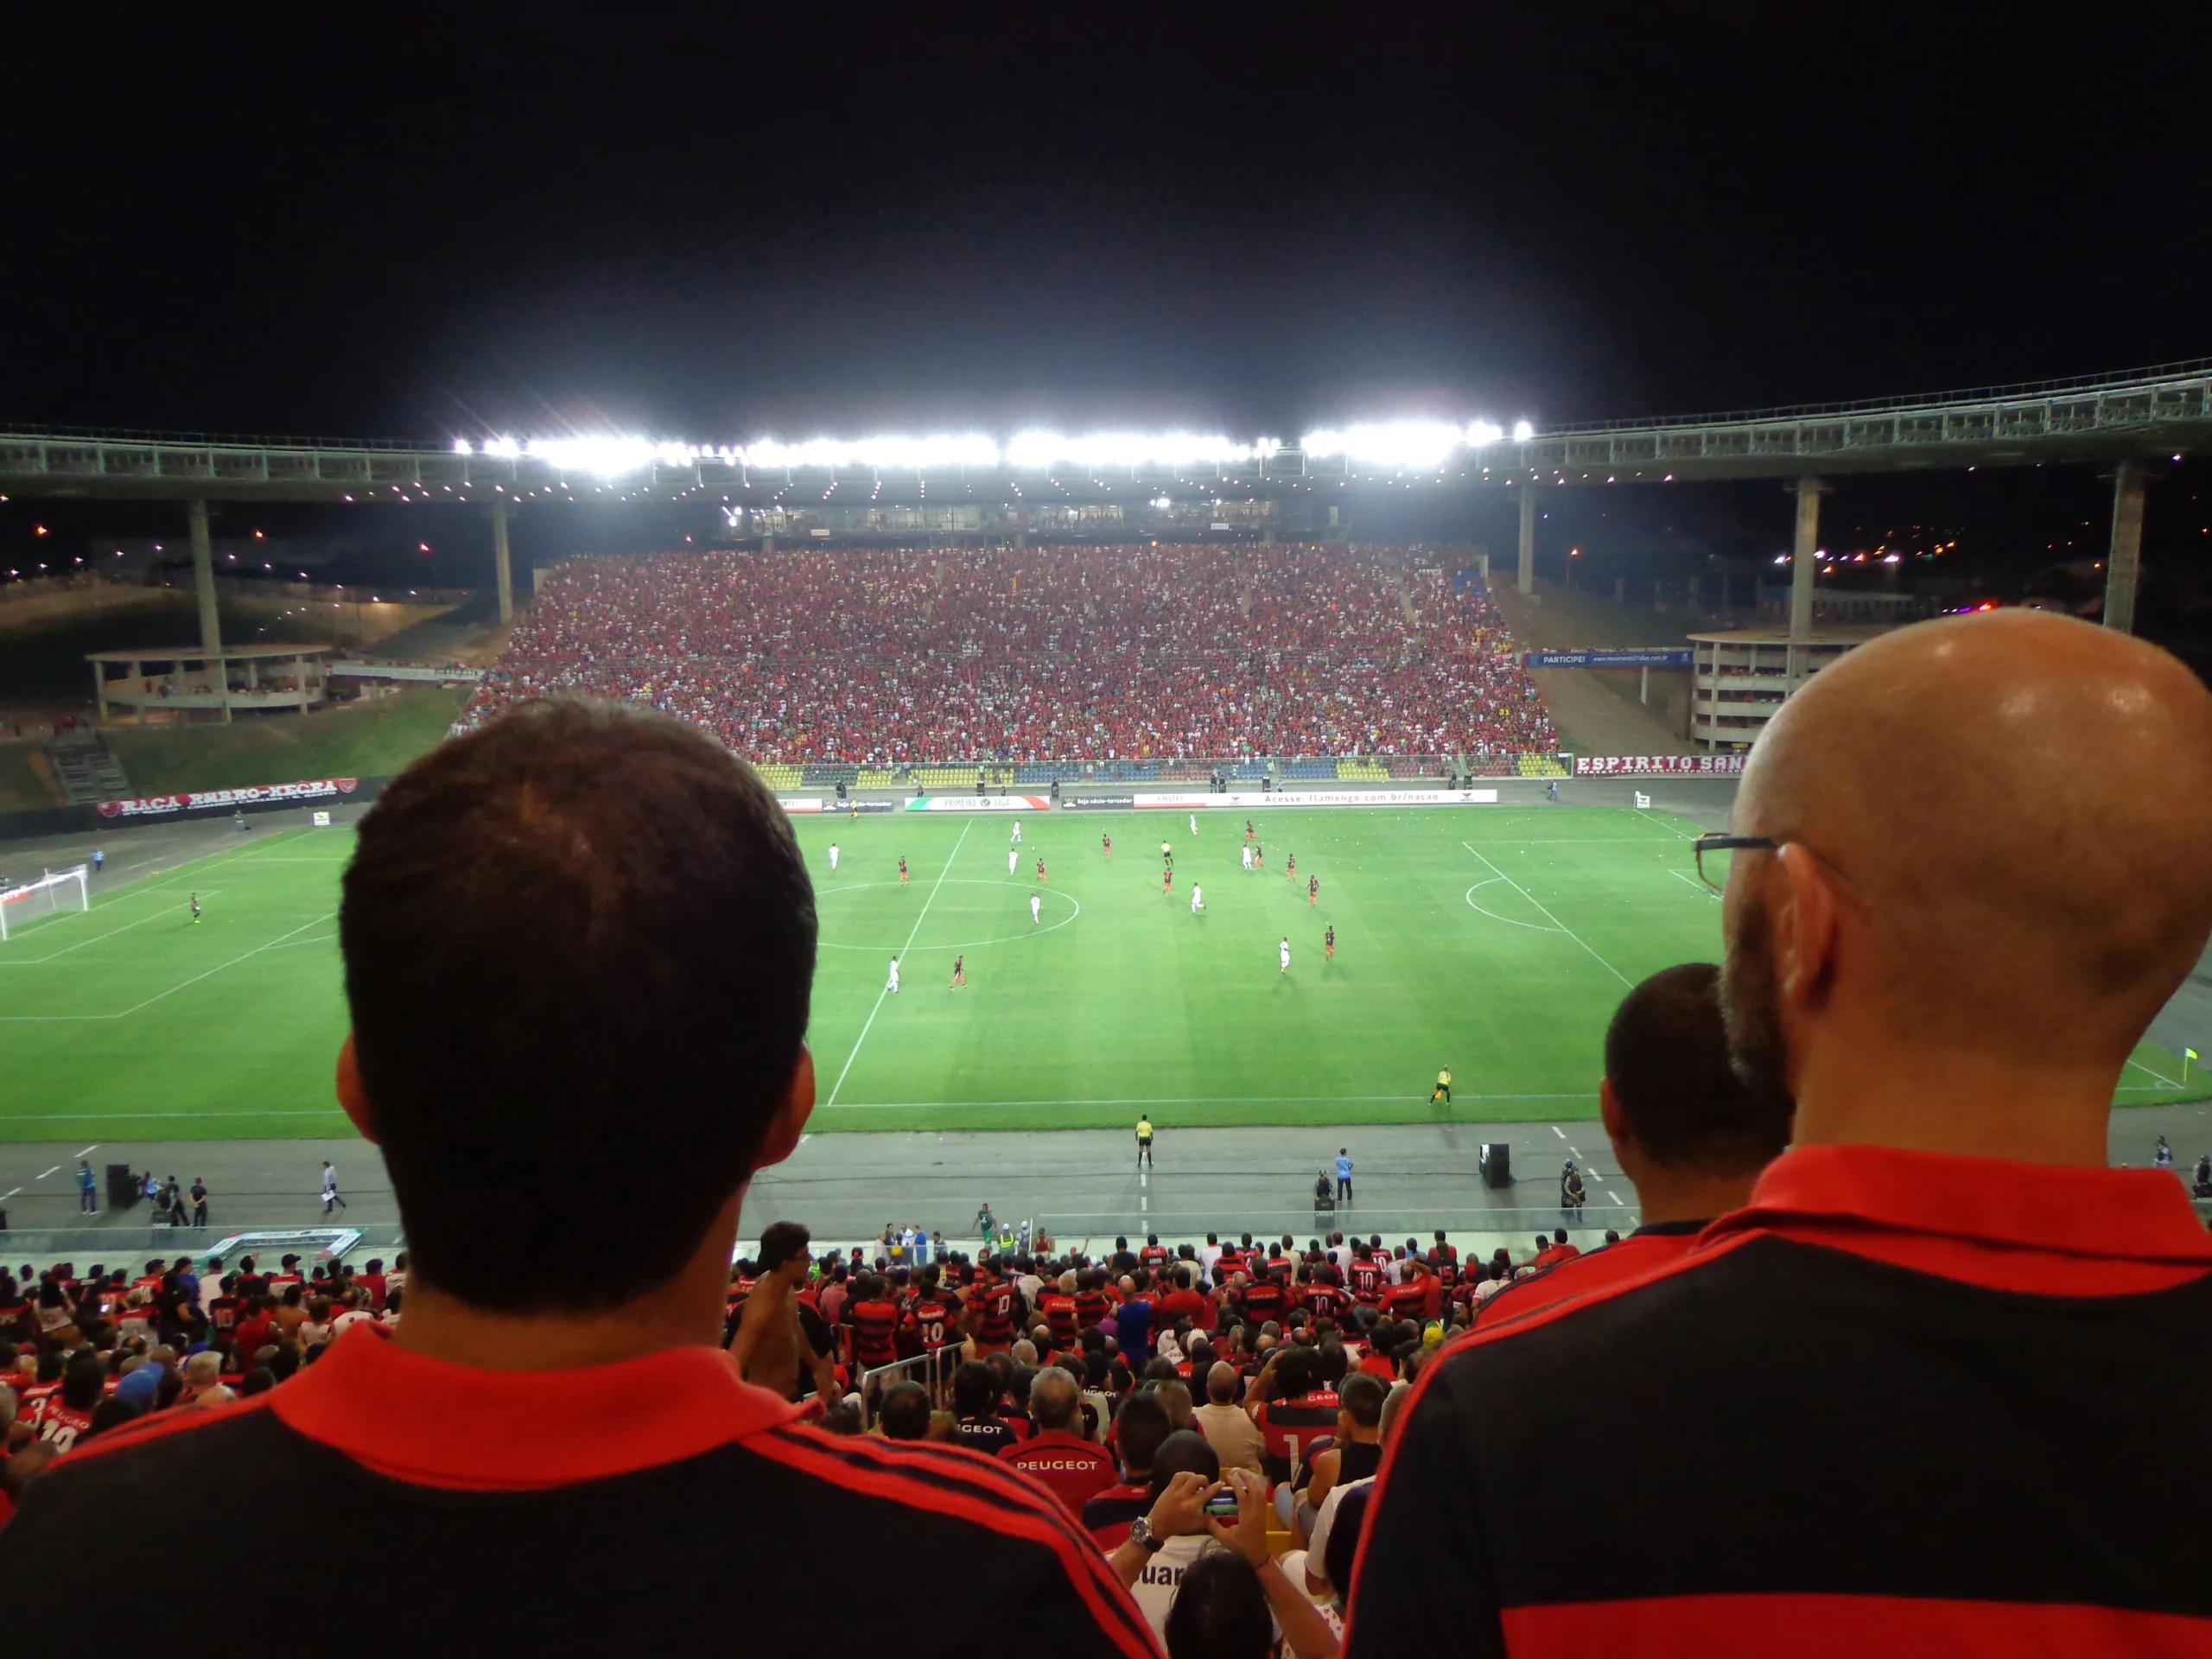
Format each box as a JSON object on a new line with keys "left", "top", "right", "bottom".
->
{"left": 1573, "top": 754, "right": 1745, "bottom": 776}
{"left": 777, "top": 798, "right": 893, "bottom": 814}
{"left": 1074, "top": 790, "right": 1496, "bottom": 810}
{"left": 904, "top": 795, "right": 1052, "bottom": 812}
{"left": 97, "top": 779, "right": 362, "bottom": 819}
{"left": 1525, "top": 649, "right": 1694, "bottom": 669}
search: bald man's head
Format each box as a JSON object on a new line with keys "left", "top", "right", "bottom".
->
{"left": 1723, "top": 611, "right": 2212, "bottom": 1090}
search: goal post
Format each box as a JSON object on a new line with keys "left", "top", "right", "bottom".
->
{"left": 0, "top": 865, "right": 90, "bottom": 942}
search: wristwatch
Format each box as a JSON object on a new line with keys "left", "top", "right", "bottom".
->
{"left": 1128, "top": 1517, "right": 1167, "bottom": 1554}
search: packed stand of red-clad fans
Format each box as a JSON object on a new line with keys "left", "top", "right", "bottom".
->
{"left": 462, "top": 543, "right": 1555, "bottom": 763}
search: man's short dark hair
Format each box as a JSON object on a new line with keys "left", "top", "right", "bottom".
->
{"left": 1115, "top": 1394, "right": 1172, "bottom": 1478}
{"left": 1605, "top": 962, "right": 1794, "bottom": 1175}
{"left": 1165, "top": 1549, "right": 1272, "bottom": 1657}
{"left": 340, "top": 701, "right": 817, "bottom": 1313}
{"left": 1338, "top": 1370, "right": 1387, "bottom": 1429}
{"left": 1147, "top": 1428, "right": 1222, "bottom": 1499}
{"left": 758, "top": 1222, "right": 810, "bottom": 1272}
{"left": 877, "top": 1381, "right": 932, "bottom": 1440}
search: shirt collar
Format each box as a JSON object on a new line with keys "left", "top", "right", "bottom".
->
{"left": 1628, "top": 1219, "right": 1708, "bottom": 1238}
{"left": 1710, "top": 1143, "right": 2212, "bottom": 1264}
{"left": 272, "top": 1325, "right": 803, "bottom": 1490}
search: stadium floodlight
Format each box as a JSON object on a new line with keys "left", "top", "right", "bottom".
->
{"left": 1465, "top": 421, "right": 1504, "bottom": 446}
{"left": 738, "top": 435, "right": 1001, "bottom": 472}
{"left": 1512, "top": 419, "right": 1535, "bottom": 442}
{"left": 0, "top": 865, "right": 90, "bottom": 942}
{"left": 1005, "top": 430, "right": 1258, "bottom": 472}
{"left": 1300, "top": 421, "right": 1469, "bottom": 471}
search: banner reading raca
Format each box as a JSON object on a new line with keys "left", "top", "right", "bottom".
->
{"left": 98, "top": 779, "right": 361, "bottom": 819}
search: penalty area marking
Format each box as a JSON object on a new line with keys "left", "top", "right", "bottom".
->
{"left": 1463, "top": 878, "right": 1564, "bottom": 932}
{"left": 813, "top": 880, "right": 1081, "bottom": 950}
{"left": 0, "top": 912, "right": 336, "bottom": 1022}
{"left": 0, "top": 889, "right": 229, "bottom": 965}
{"left": 1461, "top": 843, "right": 1634, "bottom": 988}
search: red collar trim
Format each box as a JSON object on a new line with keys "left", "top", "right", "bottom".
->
{"left": 271, "top": 1325, "right": 804, "bottom": 1490}
{"left": 1710, "top": 1144, "right": 2212, "bottom": 1264}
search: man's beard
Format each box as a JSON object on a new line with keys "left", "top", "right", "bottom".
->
{"left": 1720, "top": 885, "right": 1793, "bottom": 1105}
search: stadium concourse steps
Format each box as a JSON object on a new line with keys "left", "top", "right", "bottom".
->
{"left": 750, "top": 755, "right": 1561, "bottom": 788}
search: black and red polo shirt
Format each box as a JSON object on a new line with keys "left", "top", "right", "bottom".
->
{"left": 0, "top": 1326, "right": 1159, "bottom": 1656}
{"left": 1345, "top": 1144, "right": 2212, "bottom": 1656}
{"left": 1472, "top": 1219, "right": 1706, "bottom": 1328}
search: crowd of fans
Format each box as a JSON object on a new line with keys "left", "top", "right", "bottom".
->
{"left": 461, "top": 544, "right": 1556, "bottom": 764}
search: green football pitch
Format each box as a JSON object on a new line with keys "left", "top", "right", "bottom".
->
{"left": 0, "top": 806, "right": 2199, "bottom": 1140}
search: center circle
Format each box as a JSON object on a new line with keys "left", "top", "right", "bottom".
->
{"left": 815, "top": 880, "right": 1082, "bottom": 951}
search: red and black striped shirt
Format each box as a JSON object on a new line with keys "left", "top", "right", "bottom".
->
{"left": 0, "top": 1326, "right": 1157, "bottom": 1657}
{"left": 1347, "top": 1144, "right": 2212, "bottom": 1657}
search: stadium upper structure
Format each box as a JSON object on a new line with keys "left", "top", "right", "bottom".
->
{"left": 8, "top": 358, "right": 2211, "bottom": 503}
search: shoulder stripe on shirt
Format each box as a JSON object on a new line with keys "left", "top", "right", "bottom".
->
{"left": 41, "top": 1390, "right": 280, "bottom": 1469}
{"left": 753, "top": 1427, "right": 1157, "bottom": 1659}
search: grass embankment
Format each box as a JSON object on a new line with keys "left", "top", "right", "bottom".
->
{"left": 105, "top": 686, "right": 467, "bottom": 793}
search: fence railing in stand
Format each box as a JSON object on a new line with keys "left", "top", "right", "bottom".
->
{"left": 857, "top": 1350, "right": 957, "bottom": 1427}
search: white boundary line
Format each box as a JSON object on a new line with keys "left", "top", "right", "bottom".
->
{"left": 1461, "top": 842, "right": 1634, "bottom": 987}
{"left": 2126, "top": 1056, "right": 2184, "bottom": 1089}
{"left": 823, "top": 817, "right": 974, "bottom": 1107}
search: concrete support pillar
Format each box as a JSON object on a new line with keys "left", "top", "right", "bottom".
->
{"left": 188, "top": 499, "right": 221, "bottom": 656}
{"left": 1789, "top": 475, "right": 1822, "bottom": 641}
{"left": 2103, "top": 460, "right": 2145, "bottom": 634}
{"left": 92, "top": 661, "right": 107, "bottom": 724}
{"left": 490, "top": 497, "right": 514, "bottom": 626}
{"left": 1516, "top": 486, "right": 1536, "bottom": 596}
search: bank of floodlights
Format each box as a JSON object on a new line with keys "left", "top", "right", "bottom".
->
{"left": 453, "top": 415, "right": 1537, "bottom": 479}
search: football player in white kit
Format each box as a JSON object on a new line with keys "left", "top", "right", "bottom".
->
{"left": 1241, "top": 843, "right": 1253, "bottom": 872}
{"left": 1011, "top": 821, "right": 1022, "bottom": 844}
{"left": 1008, "top": 847, "right": 1019, "bottom": 874}
{"left": 1188, "top": 813, "right": 1198, "bottom": 836}
{"left": 887, "top": 957, "right": 901, "bottom": 995}
{"left": 1190, "top": 883, "right": 1204, "bottom": 914}
{"left": 1279, "top": 938, "right": 1291, "bottom": 974}
{"left": 1030, "top": 893, "right": 1043, "bottom": 925}
{"left": 828, "top": 842, "right": 841, "bottom": 872}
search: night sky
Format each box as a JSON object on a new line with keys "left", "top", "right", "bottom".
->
{"left": 5, "top": 5, "right": 2211, "bottom": 658}
{"left": 10, "top": 6, "right": 2212, "bottom": 440}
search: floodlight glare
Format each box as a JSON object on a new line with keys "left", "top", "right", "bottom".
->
{"left": 1300, "top": 421, "right": 1467, "bottom": 470}
{"left": 1512, "top": 419, "right": 1535, "bottom": 442}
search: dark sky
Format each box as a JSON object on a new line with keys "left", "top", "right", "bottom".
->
{"left": 8, "top": 4, "right": 2212, "bottom": 442}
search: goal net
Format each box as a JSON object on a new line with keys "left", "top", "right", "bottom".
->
{"left": 0, "top": 866, "right": 90, "bottom": 942}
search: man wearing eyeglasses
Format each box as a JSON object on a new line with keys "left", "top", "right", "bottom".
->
{"left": 1347, "top": 611, "right": 2212, "bottom": 1657}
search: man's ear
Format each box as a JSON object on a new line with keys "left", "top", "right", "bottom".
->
{"left": 749, "top": 1044, "right": 817, "bottom": 1176}
{"left": 1772, "top": 843, "right": 1843, "bottom": 1016}
{"left": 335, "top": 1033, "right": 380, "bottom": 1147}
{"left": 1598, "top": 1077, "right": 1625, "bottom": 1147}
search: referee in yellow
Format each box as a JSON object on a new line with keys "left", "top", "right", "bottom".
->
{"left": 1432, "top": 1066, "right": 1452, "bottom": 1104}
{"left": 1135, "top": 1115, "right": 1155, "bottom": 1169}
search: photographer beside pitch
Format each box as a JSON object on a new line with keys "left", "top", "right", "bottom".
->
{"left": 0, "top": 702, "right": 1156, "bottom": 1658}
{"left": 1347, "top": 612, "right": 2212, "bottom": 1656}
